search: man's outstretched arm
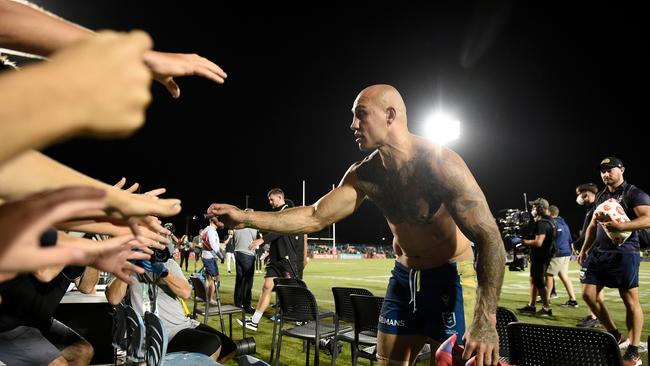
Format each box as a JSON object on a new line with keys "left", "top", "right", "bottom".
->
{"left": 439, "top": 151, "right": 505, "bottom": 366}
{"left": 208, "top": 166, "right": 365, "bottom": 234}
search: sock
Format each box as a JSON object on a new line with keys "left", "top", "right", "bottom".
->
{"left": 626, "top": 345, "right": 639, "bottom": 356}
{"left": 251, "top": 310, "right": 263, "bottom": 324}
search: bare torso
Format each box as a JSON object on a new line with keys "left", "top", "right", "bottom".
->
{"left": 354, "top": 145, "right": 472, "bottom": 269}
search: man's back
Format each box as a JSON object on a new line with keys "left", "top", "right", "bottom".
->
{"left": 233, "top": 228, "right": 258, "bottom": 256}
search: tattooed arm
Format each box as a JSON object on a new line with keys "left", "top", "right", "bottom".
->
{"left": 438, "top": 150, "right": 506, "bottom": 366}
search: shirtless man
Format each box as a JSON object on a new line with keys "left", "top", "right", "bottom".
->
{"left": 208, "top": 84, "right": 505, "bottom": 366}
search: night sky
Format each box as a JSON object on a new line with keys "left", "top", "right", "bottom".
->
{"left": 25, "top": 1, "right": 648, "bottom": 244}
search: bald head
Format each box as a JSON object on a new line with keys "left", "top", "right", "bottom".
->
{"left": 355, "top": 84, "right": 407, "bottom": 124}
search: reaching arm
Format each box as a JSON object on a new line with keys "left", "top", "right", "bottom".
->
{"left": 438, "top": 151, "right": 505, "bottom": 365}
{"left": 208, "top": 166, "right": 366, "bottom": 233}
{"left": 161, "top": 271, "right": 192, "bottom": 299}
{"left": 0, "top": 150, "right": 181, "bottom": 220}
{"left": 0, "top": 0, "right": 226, "bottom": 96}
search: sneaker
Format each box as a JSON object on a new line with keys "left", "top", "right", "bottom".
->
{"left": 622, "top": 351, "right": 641, "bottom": 366}
{"left": 560, "top": 300, "right": 579, "bottom": 308}
{"left": 550, "top": 291, "right": 558, "bottom": 299}
{"left": 236, "top": 317, "right": 258, "bottom": 331}
{"left": 618, "top": 337, "right": 630, "bottom": 349}
{"left": 576, "top": 315, "right": 600, "bottom": 328}
{"left": 209, "top": 299, "right": 219, "bottom": 306}
{"left": 517, "top": 305, "right": 536, "bottom": 313}
{"left": 534, "top": 308, "right": 553, "bottom": 317}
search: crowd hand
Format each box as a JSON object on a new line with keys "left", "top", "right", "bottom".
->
{"left": 249, "top": 238, "right": 263, "bottom": 250}
{"left": 206, "top": 203, "right": 246, "bottom": 229}
{"left": 0, "top": 186, "right": 107, "bottom": 272}
{"left": 142, "top": 51, "right": 227, "bottom": 98}
{"left": 88, "top": 235, "right": 151, "bottom": 285}
{"left": 463, "top": 314, "right": 499, "bottom": 366}
{"left": 109, "top": 184, "right": 180, "bottom": 219}
{"left": 48, "top": 30, "right": 153, "bottom": 138}
{"left": 113, "top": 177, "right": 139, "bottom": 193}
{"left": 134, "top": 260, "right": 168, "bottom": 276}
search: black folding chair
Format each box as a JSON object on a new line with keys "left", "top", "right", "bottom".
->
{"left": 507, "top": 322, "right": 623, "bottom": 365}
{"left": 269, "top": 277, "right": 309, "bottom": 363}
{"left": 349, "top": 294, "right": 429, "bottom": 366}
{"left": 495, "top": 306, "right": 518, "bottom": 361}
{"left": 331, "top": 287, "right": 373, "bottom": 365}
{"left": 274, "top": 285, "right": 338, "bottom": 366}
{"left": 190, "top": 276, "right": 246, "bottom": 339}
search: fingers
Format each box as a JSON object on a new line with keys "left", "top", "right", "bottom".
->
{"left": 125, "top": 182, "right": 140, "bottom": 193}
{"left": 143, "top": 188, "right": 166, "bottom": 197}
{"left": 124, "top": 30, "right": 154, "bottom": 53}
{"left": 163, "top": 77, "right": 180, "bottom": 98}
{"left": 114, "top": 177, "right": 126, "bottom": 189}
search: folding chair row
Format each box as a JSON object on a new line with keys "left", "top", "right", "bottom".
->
{"left": 190, "top": 275, "right": 246, "bottom": 340}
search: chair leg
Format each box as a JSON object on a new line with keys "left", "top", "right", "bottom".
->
{"left": 351, "top": 345, "right": 357, "bottom": 366}
{"left": 314, "top": 336, "right": 319, "bottom": 366}
{"left": 274, "top": 332, "right": 283, "bottom": 366}
{"left": 228, "top": 314, "right": 233, "bottom": 339}
{"left": 305, "top": 340, "right": 310, "bottom": 366}
{"left": 203, "top": 303, "right": 208, "bottom": 324}
{"left": 269, "top": 308, "right": 279, "bottom": 363}
{"left": 331, "top": 335, "right": 338, "bottom": 366}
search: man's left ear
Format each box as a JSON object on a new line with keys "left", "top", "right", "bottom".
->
{"left": 387, "top": 107, "right": 396, "bottom": 124}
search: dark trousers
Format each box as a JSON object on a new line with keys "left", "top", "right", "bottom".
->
{"left": 234, "top": 252, "right": 256, "bottom": 308}
{"left": 179, "top": 251, "right": 190, "bottom": 271}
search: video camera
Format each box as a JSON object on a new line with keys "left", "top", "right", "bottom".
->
{"left": 496, "top": 208, "right": 534, "bottom": 272}
{"left": 496, "top": 209, "right": 534, "bottom": 240}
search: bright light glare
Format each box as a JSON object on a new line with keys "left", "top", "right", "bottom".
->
{"left": 423, "top": 112, "right": 461, "bottom": 144}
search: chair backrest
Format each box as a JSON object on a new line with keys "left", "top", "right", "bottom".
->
{"left": 331, "top": 287, "right": 374, "bottom": 323}
{"left": 507, "top": 322, "right": 623, "bottom": 366}
{"left": 111, "top": 303, "right": 128, "bottom": 349}
{"left": 273, "top": 277, "right": 307, "bottom": 288}
{"left": 274, "top": 285, "right": 319, "bottom": 322}
{"left": 144, "top": 311, "right": 168, "bottom": 366}
{"left": 350, "top": 294, "right": 384, "bottom": 334}
{"left": 124, "top": 305, "right": 146, "bottom": 362}
{"left": 495, "top": 306, "right": 518, "bottom": 357}
{"left": 190, "top": 276, "right": 207, "bottom": 302}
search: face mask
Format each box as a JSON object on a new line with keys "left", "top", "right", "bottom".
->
{"left": 531, "top": 209, "right": 537, "bottom": 217}
{"left": 576, "top": 195, "right": 585, "bottom": 206}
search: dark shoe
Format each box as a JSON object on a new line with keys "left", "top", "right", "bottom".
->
{"left": 244, "top": 306, "right": 256, "bottom": 314}
{"left": 535, "top": 308, "right": 553, "bottom": 317}
{"left": 517, "top": 305, "right": 536, "bottom": 313}
{"left": 622, "top": 349, "right": 641, "bottom": 366}
{"left": 559, "top": 300, "right": 579, "bottom": 308}
{"left": 576, "top": 315, "right": 600, "bottom": 328}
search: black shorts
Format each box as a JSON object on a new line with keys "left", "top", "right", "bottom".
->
{"left": 529, "top": 256, "right": 550, "bottom": 290}
{"left": 265, "top": 258, "right": 296, "bottom": 278}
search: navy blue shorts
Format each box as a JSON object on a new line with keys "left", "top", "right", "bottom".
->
{"left": 378, "top": 261, "right": 465, "bottom": 343}
{"left": 580, "top": 249, "right": 640, "bottom": 289}
{"left": 202, "top": 257, "right": 220, "bottom": 277}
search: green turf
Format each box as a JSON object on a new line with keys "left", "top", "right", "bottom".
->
{"left": 180, "top": 258, "right": 650, "bottom": 365}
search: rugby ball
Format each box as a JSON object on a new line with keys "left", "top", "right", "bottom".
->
{"left": 593, "top": 198, "right": 632, "bottom": 245}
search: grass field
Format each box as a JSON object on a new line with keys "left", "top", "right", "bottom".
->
{"left": 180, "top": 258, "right": 650, "bottom": 365}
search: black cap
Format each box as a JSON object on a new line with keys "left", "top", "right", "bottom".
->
{"left": 528, "top": 197, "right": 549, "bottom": 210}
{"left": 599, "top": 157, "right": 624, "bottom": 169}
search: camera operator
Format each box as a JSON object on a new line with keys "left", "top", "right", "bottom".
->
{"left": 516, "top": 198, "right": 557, "bottom": 317}
{"left": 105, "top": 253, "right": 236, "bottom": 363}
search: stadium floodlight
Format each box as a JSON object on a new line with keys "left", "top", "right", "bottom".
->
{"left": 422, "top": 112, "right": 460, "bottom": 144}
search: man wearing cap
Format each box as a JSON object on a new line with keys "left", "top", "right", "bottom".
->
{"left": 516, "top": 197, "right": 557, "bottom": 317}
{"left": 578, "top": 157, "right": 650, "bottom": 366}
